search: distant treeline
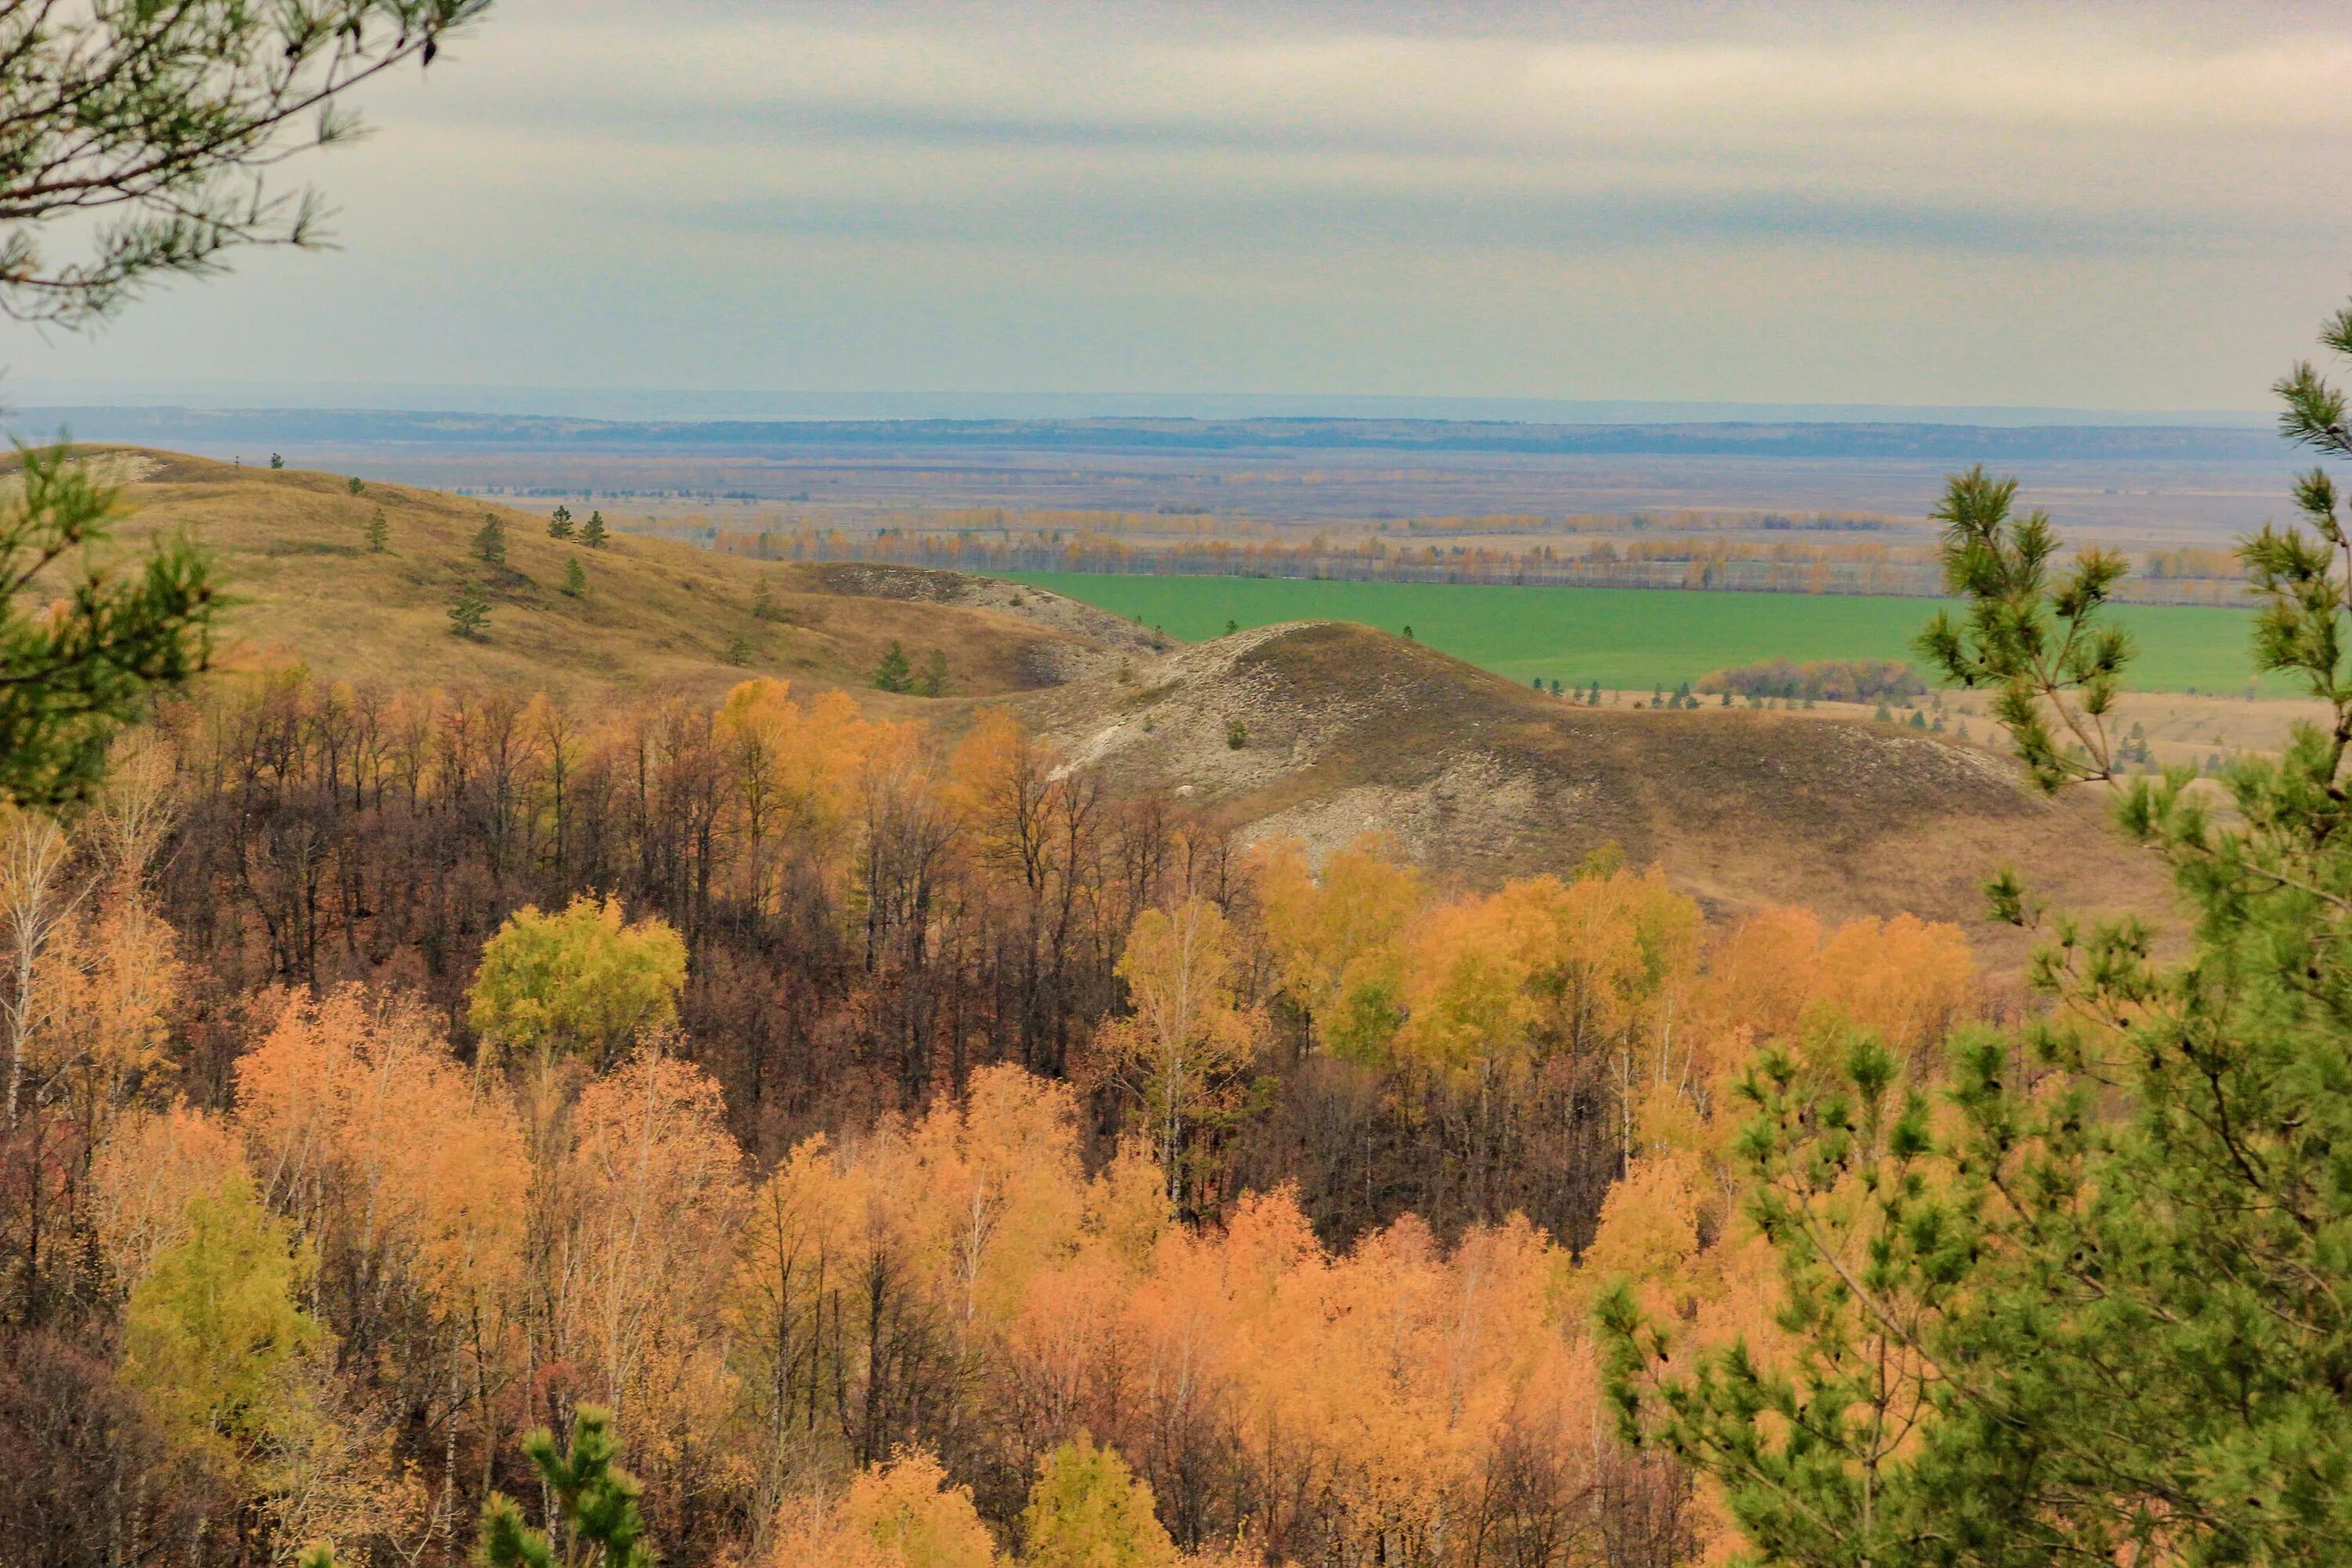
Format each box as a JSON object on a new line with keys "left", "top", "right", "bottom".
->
{"left": 1696, "top": 659, "right": 1927, "bottom": 704}
{"left": 719, "top": 528, "right": 2253, "bottom": 604}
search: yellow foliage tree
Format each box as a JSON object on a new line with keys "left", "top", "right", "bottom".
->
{"left": 1022, "top": 1433, "right": 1177, "bottom": 1568}
{"left": 715, "top": 678, "right": 882, "bottom": 913}
{"left": 468, "top": 895, "right": 688, "bottom": 1071}
{"left": 234, "top": 986, "right": 531, "bottom": 1456}
{"left": 1092, "top": 898, "right": 1261, "bottom": 1207}
{"left": 770, "top": 1448, "right": 999, "bottom": 1568}
{"left": 92, "top": 1103, "right": 248, "bottom": 1289}
{"left": 121, "top": 1173, "right": 322, "bottom": 1476}
{"left": 1248, "top": 833, "right": 1421, "bottom": 1062}
{"left": 561, "top": 1051, "right": 750, "bottom": 1493}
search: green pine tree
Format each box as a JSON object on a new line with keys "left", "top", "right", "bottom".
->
{"left": 1602, "top": 294, "right": 2352, "bottom": 1565}
{"left": 0, "top": 445, "right": 213, "bottom": 806}
{"left": 547, "top": 503, "right": 574, "bottom": 540}
{"left": 561, "top": 557, "right": 586, "bottom": 597}
{"left": 580, "top": 510, "right": 609, "bottom": 549}
{"left": 751, "top": 578, "right": 780, "bottom": 621}
{"left": 474, "top": 513, "right": 507, "bottom": 566}
{"left": 725, "top": 628, "right": 753, "bottom": 667}
{"left": 873, "top": 639, "right": 913, "bottom": 692}
{"left": 448, "top": 581, "right": 490, "bottom": 641}
{"left": 365, "top": 509, "right": 388, "bottom": 553}
{"left": 474, "top": 1406, "right": 653, "bottom": 1568}
{"left": 919, "top": 648, "right": 948, "bottom": 697}
{"left": 269, "top": 452, "right": 284, "bottom": 470}
{"left": 346, "top": 475, "right": 364, "bottom": 495}
{"left": 0, "top": 0, "right": 480, "bottom": 808}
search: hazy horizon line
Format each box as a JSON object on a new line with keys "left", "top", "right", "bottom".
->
{"left": 0, "top": 379, "right": 2273, "bottom": 430}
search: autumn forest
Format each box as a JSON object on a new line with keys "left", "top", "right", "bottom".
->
{"left": 11, "top": 6, "right": 2352, "bottom": 1566}
{"left": 0, "top": 670, "right": 1977, "bottom": 1567}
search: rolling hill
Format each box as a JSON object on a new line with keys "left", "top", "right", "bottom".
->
{"left": 1013, "top": 620, "right": 2169, "bottom": 966}
{"left": 52, "top": 448, "right": 2169, "bottom": 958}
{"left": 61, "top": 448, "right": 1142, "bottom": 702}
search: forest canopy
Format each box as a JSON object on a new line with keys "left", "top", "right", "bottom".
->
{"left": 0, "top": 659, "right": 1981, "bottom": 1567}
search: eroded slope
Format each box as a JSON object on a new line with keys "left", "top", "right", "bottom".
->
{"left": 1024, "top": 621, "right": 2168, "bottom": 951}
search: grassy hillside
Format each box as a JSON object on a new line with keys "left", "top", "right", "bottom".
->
{"left": 35, "top": 449, "right": 2173, "bottom": 960}
{"left": 1022, "top": 620, "right": 2170, "bottom": 967}
{"left": 1007, "top": 572, "right": 2283, "bottom": 695}
{"left": 67, "top": 449, "right": 1110, "bottom": 702}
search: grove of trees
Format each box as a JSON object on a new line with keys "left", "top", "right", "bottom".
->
{"left": 0, "top": 661, "right": 1981, "bottom": 1566}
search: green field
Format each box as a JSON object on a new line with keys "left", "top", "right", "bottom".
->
{"left": 1007, "top": 573, "right": 2282, "bottom": 695}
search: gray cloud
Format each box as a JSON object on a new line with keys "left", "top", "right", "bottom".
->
{"left": 5, "top": 0, "right": 2350, "bottom": 408}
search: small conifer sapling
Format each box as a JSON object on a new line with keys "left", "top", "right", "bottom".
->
{"left": 448, "top": 582, "right": 490, "bottom": 641}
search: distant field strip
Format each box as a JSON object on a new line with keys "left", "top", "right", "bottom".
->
{"left": 1006, "top": 573, "right": 2279, "bottom": 694}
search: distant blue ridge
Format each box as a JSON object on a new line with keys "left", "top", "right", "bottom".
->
{"left": 1, "top": 407, "right": 2285, "bottom": 463}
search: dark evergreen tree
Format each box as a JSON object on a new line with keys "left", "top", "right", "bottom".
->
{"left": 0, "top": 445, "right": 213, "bottom": 806}
{"left": 474, "top": 1406, "right": 653, "bottom": 1568}
{"left": 547, "top": 504, "right": 575, "bottom": 540}
{"left": 447, "top": 581, "right": 490, "bottom": 641}
{"left": 580, "top": 510, "right": 609, "bottom": 549}
{"left": 561, "top": 557, "right": 586, "bottom": 597}
{"left": 1602, "top": 295, "right": 2352, "bottom": 1565}
{"left": 872, "top": 639, "right": 913, "bottom": 692}
{"left": 474, "top": 513, "right": 506, "bottom": 565}
{"left": 919, "top": 647, "right": 948, "bottom": 697}
{"left": 0, "top": 0, "right": 487, "bottom": 808}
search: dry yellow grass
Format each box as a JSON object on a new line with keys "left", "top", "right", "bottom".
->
{"left": 65, "top": 448, "right": 1116, "bottom": 706}
{"left": 38, "top": 448, "right": 2180, "bottom": 979}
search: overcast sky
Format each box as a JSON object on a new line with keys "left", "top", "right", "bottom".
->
{"left": 7, "top": 0, "right": 2352, "bottom": 413}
